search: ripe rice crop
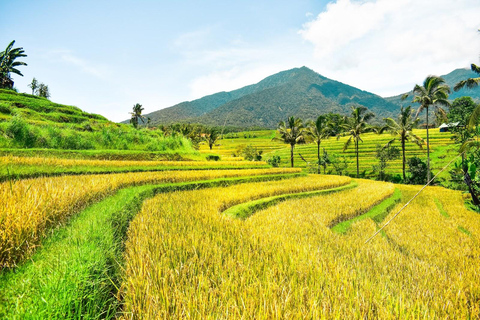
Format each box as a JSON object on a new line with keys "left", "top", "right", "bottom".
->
{"left": 121, "top": 179, "right": 480, "bottom": 318}
{"left": 0, "top": 167, "right": 297, "bottom": 268}
{"left": 0, "top": 156, "right": 266, "bottom": 168}
{"left": 121, "top": 178, "right": 393, "bottom": 318}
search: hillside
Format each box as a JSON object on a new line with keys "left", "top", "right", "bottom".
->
{"left": 0, "top": 89, "right": 109, "bottom": 126}
{"left": 0, "top": 89, "right": 196, "bottom": 155}
{"left": 385, "top": 68, "right": 480, "bottom": 106}
{"left": 142, "top": 67, "right": 400, "bottom": 128}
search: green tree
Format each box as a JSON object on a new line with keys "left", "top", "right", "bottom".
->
{"left": 276, "top": 116, "right": 305, "bottom": 168}
{"left": 407, "top": 156, "right": 432, "bottom": 185}
{"left": 37, "top": 83, "right": 50, "bottom": 99}
{"left": 372, "top": 144, "right": 400, "bottom": 181}
{"left": 341, "top": 106, "right": 375, "bottom": 178}
{"left": 204, "top": 127, "right": 220, "bottom": 150}
{"left": 306, "top": 115, "right": 330, "bottom": 173}
{"left": 129, "top": 103, "right": 145, "bottom": 129}
{"left": 0, "top": 40, "right": 27, "bottom": 89}
{"left": 28, "top": 77, "right": 38, "bottom": 95}
{"left": 448, "top": 96, "right": 477, "bottom": 124}
{"left": 383, "top": 106, "right": 424, "bottom": 181}
{"left": 319, "top": 148, "right": 330, "bottom": 174}
{"left": 330, "top": 154, "right": 349, "bottom": 176}
{"left": 412, "top": 75, "right": 450, "bottom": 182}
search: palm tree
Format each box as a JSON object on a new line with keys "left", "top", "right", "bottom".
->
{"left": 28, "top": 77, "right": 38, "bottom": 95}
{"left": 341, "top": 106, "right": 375, "bottom": 178}
{"left": 277, "top": 116, "right": 305, "bottom": 168}
{"left": 0, "top": 40, "right": 27, "bottom": 89}
{"left": 412, "top": 76, "right": 450, "bottom": 182}
{"left": 306, "top": 115, "right": 330, "bottom": 173}
{"left": 204, "top": 127, "right": 220, "bottom": 150}
{"left": 454, "top": 64, "right": 480, "bottom": 92}
{"left": 383, "top": 106, "right": 424, "bottom": 181}
{"left": 129, "top": 103, "right": 145, "bottom": 129}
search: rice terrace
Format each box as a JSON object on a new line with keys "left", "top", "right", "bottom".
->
{"left": 2, "top": 1, "right": 480, "bottom": 319}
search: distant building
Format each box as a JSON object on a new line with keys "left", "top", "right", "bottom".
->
{"left": 439, "top": 122, "right": 462, "bottom": 132}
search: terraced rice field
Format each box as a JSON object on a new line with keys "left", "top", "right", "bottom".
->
{"left": 200, "top": 129, "right": 456, "bottom": 176}
{"left": 1, "top": 154, "right": 479, "bottom": 319}
{"left": 0, "top": 156, "right": 270, "bottom": 180}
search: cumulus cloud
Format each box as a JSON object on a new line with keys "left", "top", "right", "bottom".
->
{"left": 299, "top": 0, "right": 480, "bottom": 96}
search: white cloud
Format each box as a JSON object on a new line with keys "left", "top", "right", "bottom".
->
{"left": 189, "top": 64, "right": 287, "bottom": 99}
{"left": 299, "top": 0, "right": 480, "bottom": 96}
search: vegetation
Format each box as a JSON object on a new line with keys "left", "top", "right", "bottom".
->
{"left": 276, "top": 116, "right": 305, "bottom": 167}
{"left": 129, "top": 103, "right": 145, "bottom": 128}
{"left": 0, "top": 40, "right": 27, "bottom": 89}
{"left": 0, "top": 167, "right": 297, "bottom": 268}
{"left": 0, "top": 173, "right": 303, "bottom": 318}
{"left": 411, "top": 75, "right": 451, "bottom": 181}
{"left": 372, "top": 144, "right": 400, "bottom": 181}
{"left": 0, "top": 156, "right": 271, "bottom": 181}
{"left": 204, "top": 127, "right": 220, "bottom": 150}
{"left": 306, "top": 115, "right": 331, "bottom": 173}
{"left": 383, "top": 106, "right": 424, "bottom": 181}
{"left": 341, "top": 106, "right": 375, "bottom": 177}
{"left": 454, "top": 63, "right": 480, "bottom": 92}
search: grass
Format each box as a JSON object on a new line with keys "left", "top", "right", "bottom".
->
{"left": 434, "top": 198, "right": 450, "bottom": 218}
{"left": 0, "top": 90, "right": 198, "bottom": 152}
{"left": 0, "top": 173, "right": 304, "bottom": 319}
{"left": 223, "top": 180, "right": 356, "bottom": 219}
{"left": 331, "top": 188, "right": 402, "bottom": 233}
{"left": 0, "top": 167, "right": 299, "bottom": 268}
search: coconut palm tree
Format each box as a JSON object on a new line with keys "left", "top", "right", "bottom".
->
{"left": 383, "top": 106, "right": 424, "bottom": 181}
{"left": 306, "top": 115, "right": 331, "bottom": 173}
{"left": 341, "top": 106, "right": 375, "bottom": 178}
{"left": 0, "top": 40, "right": 27, "bottom": 89}
{"left": 277, "top": 116, "right": 305, "bottom": 168}
{"left": 204, "top": 127, "right": 220, "bottom": 150}
{"left": 129, "top": 103, "right": 145, "bottom": 128}
{"left": 454, "top": 64, "right": 480, "bottom": 92}
{"left": 412, "top": 76, "right": 450, "bottom": 182}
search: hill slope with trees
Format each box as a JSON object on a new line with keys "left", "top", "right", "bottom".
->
{"left": 141, "top": 67, "right": 400, "bottom": 128}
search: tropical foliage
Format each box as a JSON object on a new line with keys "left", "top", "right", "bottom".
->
{"left": 276, "top": 116, "right": 305, "bottom": 167}
{"left": 383, "top": 106, "right": 424, "bottom": 181}
{"left": 412, "top": 76, "right": 450, "bottom": 181}
{"left": 341, "top": 106, "right": 375, "bottom": 177}
{"left": 129, "top": 103, "right": 145, "bottom": 128}
{"left": 0, "top": 40, "right": 27, "bottom": 89}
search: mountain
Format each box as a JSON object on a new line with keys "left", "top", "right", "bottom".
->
{"left": 385, "top": 68, "right": 480, "bottom": 106}
{"left": 141, "top": 67, "right": 400, "bottom": 129}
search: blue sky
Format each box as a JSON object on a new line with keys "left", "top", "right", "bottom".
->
{"left": 1, "top": 0, "right": 479, "bottom": 122}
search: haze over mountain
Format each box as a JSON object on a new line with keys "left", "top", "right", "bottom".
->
{"left": 135, "top": 66, "right": 479, "bottom": 129}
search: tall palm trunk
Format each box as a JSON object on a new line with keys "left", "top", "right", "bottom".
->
{"left": 356, "top": 138, "right": 359, "bottom": 178}
{"left": 401, "top": 136, "right": 406, "bottom": 181}
{"left": 426, "top": 107, "right": 431, "bottom": 182}
{"left": 290, "top": 144, "right": 294, "bottom": 168}
{"left": 317, "top": 141, "right": 321, "bottom": 174}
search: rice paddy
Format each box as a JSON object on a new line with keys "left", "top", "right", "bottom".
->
{"left": 1, "top": 131, "right": 478, "bottom": 319}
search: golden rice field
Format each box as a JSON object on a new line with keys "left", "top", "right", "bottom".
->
{"left": 120, "top": 177, "right": 480, "bottom": 318}
{"left": 0, "top": 156, "right": 261, "bottom": 168}
{"left": 0, "top": 167, "right": 298, "bottom": 268}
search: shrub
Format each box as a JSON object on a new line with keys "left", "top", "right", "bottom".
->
{"left": 267, "top": 156, "right": 281, "bottom": 167}
{"left": 206, "top": 155, "right": 221, "bottom": 161}
{"left": 407, "top": 157, "right": 432, "bottom": 185}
